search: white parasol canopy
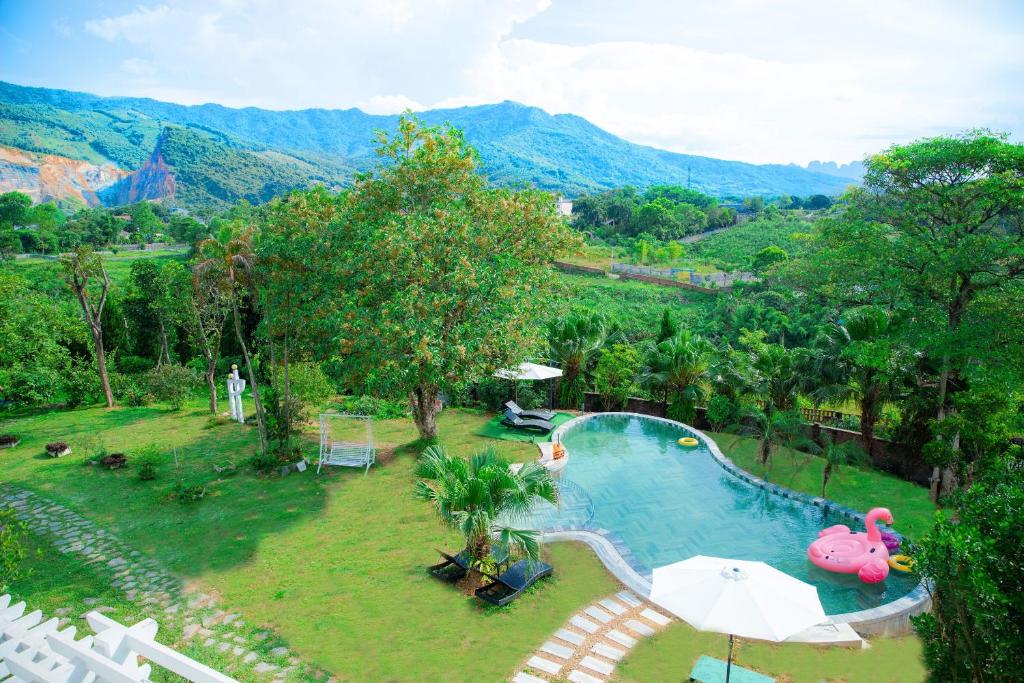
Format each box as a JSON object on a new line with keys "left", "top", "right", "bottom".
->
{"left": 650, "top": 555, "right": 826, "bottom": 642}
{"left": 494, "top": 362, "right": 563, "bottom": 381}
{"left": 650, "top": 555, "right": 826, "bottom": 682}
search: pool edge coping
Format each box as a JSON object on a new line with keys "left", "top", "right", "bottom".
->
{"left": 542, "top": 411, "right": 931, "bottom": 636}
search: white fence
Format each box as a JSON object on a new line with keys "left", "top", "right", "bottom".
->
{"left": 0, "top": 594, "right": 236, "bottom": 683}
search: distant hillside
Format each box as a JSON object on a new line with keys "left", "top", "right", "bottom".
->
{"left": 0, "top": 81, "right": 853, "bottom": 210}
{"left": 804, "top": 160, "right": 866, "bottom": 181}
{"left": 0, "top": 145, "right": 127, "bottom": 209}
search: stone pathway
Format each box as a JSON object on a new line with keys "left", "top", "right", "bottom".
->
{"left": 0, "top": 485, "right": 313, "bottom": 682}
{"left": 513, "top": 591, "right": 673, "bottom": 682}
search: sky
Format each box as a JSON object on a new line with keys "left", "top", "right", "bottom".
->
{"left": 1, "top": 0, "right": 1022, "bottom": 165}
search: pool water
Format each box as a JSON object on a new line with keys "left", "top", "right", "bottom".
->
{"left": 522, "top": 414, "right": 918, "bottom": 615}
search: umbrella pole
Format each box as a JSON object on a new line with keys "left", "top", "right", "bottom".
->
{"left": 726, "top": 634, "right": 734, "bottom": 683}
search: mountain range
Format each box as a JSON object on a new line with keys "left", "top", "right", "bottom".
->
{"left": 0, "top": 81, "right": 856, "bottom": 214}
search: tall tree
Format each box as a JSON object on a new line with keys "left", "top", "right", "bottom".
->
{"left": 189, "top": 262, "right": 229, "bottom": 414}
{"left": 808, "top": 307, "right": 908, "bottom": 456}
{"left": 325, "top": 116, "right": 578, "bottom": 440}
{"left": 805, "top": 131, "right": 1024, "bottom": 499}
{"left": 196, "top": 225, "right": 267, "bottom": 453}
{"left": 61, "top": 247, "right": 114, "bottom": 408}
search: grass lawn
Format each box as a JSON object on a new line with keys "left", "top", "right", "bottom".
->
{"left": 0, "top": 402, "right": 931, "bottom": 681}
{"left": 707, "top": 432, "right": 938, "bottom": 540}
{"left": 475, "top": 411, "right": 575, "bottom": 443}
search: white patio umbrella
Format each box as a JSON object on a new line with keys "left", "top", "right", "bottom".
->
{"left": 494, "top": 362, "right": 563, "bottom": 406}
{"left": 493, "top": 362, "right": 563, "bottom": 381}
{"left": 649, "top": 555, "right": 827, "bottom": 683}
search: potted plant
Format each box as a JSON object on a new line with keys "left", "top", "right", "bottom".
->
{"left": 99, "top": 453, "right": 127, "bottom": 470}
{"left": 0, "top": 434, "right": 20, "bottom": 449}
{"left": 45, "top": 441, "right": 72, "bottom": 458}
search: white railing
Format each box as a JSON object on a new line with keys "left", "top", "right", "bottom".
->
{"left": 0, "top": 594, "right": 237, "bottom": 683}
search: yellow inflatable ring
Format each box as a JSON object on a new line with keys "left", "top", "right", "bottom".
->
{"left": 678, "top": 437, "right": 699, "bottom": 447}
{"left": 888, "top": 555, "right": 915, "bottom": 573}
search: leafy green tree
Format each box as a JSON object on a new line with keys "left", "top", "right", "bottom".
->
{"left": 734, "top": 407, "right": 806, "bottom": 465}
{"left": 743, "top": 196, "right": 765, "bottom": 215}
{"left": 810, "top": 432, "right": 866, "bottom": 497}
{"left": 0, "top": 508, "right": 29, "bottom": 592}
{"left": 643, "top": 331, "right": 714, "bottom": 423}
{"left": 806, "top": 131, "right": 1024, "bottom": 499}
{"left": 592, "top": 343, "right": 642, "bottom": 411}
{"left": 0, "top": 191, "right": 31, "bottom": 226}
{"left": 0, "top": 225, "right": 19, "bottom": 261}
{"left": 326, "top": 116, "right": 577, "bottom": 440}
{"left": 808, "top": 307, "right": 908, "bottom": 455}
{"left": 61, "top": 247, "right": 114, "bottom": 407}
{"left": 415, "top": 444, "right": 558, "bottom": 578}
{"left": 657, "top": 308, "right": 678, "bottom": 343}
{"left": 548, "top": 311, "right": 609, "bottom": 410}
{"left": 751, "top": 245, "right": 789, "bottom": 273}
{"left": 913, "top": 466, "right": 1024, "bottom": 681}
{"left": 196, "top": 225, "right": 267, "bottom": 453}
{"left": 742, "top": 332, "right": 802, "bottom": 413}
{"left": 188, "top": 262, "right": 230, "bottom": 413}
{"left": 803, "top": 194, "right": 833, "bottom": 210}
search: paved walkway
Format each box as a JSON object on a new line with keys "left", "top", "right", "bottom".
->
{"left": 513, "top": 590, "right": 673, "bottom": 683}
{"left": 0, "top": 485, "right": 311, "bottom": 682}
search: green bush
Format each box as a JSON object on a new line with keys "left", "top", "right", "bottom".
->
{"left": 335, "top": 395, "right": 408, "bottom": 419}
{"left": 706, "top": 394, "right": 735, "bottom": 431}
{"left": 0, "top": 508, "right": 29, "bottom": 591}
{"left": 173, "top": 478, "right": 206, "bottom": 503}
{"left": 146, "top": 364, "right": 196, "bottom": 410}
{"left": 475, "top": 377, "right": 512, "bottom": 412}
{"left": 110, "top": 372, "right": 152, "bottom": 406}
{"left": 117, "top": 355, "right": 153, "bottom": 374}
{"left": 64, "top": 358, "right": 100, "bottom": 407}
{"left": 515, "top": 384, "right": 545, "bottom": 410}
{"left": 134, "top": 445, "right": 164, "bottom": 481}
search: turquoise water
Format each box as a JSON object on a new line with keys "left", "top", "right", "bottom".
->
{"left": 524, "top": 414, "right": 918, "bottom": 615}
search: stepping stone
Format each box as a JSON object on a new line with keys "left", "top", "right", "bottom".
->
{"left": 624, "top": 619, "right": 655, "bottom": 637}
{"left": 254, "top": 662, "right": 277, "bottom": 674}
{"left": 579, "top": 655, "right": 615, "bottom": 676}
{"left": 592, "top": 642, "right": 626, "bottom": 661}
{"left": 568, "top": 669, "right": 603, "bottom": 683}
{"left": 599, "top": 598, "right": 627, "bottom": 615}
{"left": 527, "top": 655, "right": 562, "bottom": 676}
{"left": 540, "top": 640, "right": 574, "bottom": 660}
{"left": 606, "top": 629, "right": 637, "bottom": 648}
{"left": 640, "top": 608, "right": 671, "bottom": 626}
{"left": 554, "top": 628, "right": 586, "bottom": 646}
{"left": 616, "top": 591, "right": 642, "bottom": 607}
{"left": 571, "top": 615, "right": 600, "bottom": 634}
{"left": 513, "top": 673, "right": 548, "bottom": 683}
{"left": 269, "top": 647, "right": 289, "bottom": 657}
{"left": 584, "top": 606, "right": 614, "bottom": 624}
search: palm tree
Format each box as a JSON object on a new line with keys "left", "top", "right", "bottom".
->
{"left": 807, "top": 307, "right": 907, "bottom": 457}
{"left": 547, "top": 311, "right": 608, "bottom": 409}
{"left": 643, "top": 330, "right": 714, "bottom": 423}
{"left": 733, "top": 407, "right": 806, "bottom": 466}
{"left": 415, "top": 445, "right": 558, "bottom": 579}
{"left": 195, "top": 224, "right": 267, "bottom": 454}
{"left": 811, "top": 433, "right": 867, "bottom": 497}
{"left": 745, "top": 341, "right": 802, "bottom": 413}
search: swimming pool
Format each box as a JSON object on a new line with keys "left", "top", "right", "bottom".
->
{"left": 521, "top": 413, "right": 919, "bottom": 615}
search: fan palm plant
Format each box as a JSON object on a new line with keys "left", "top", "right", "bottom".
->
{"left": 813, "top": 433, "right": 867, "bottom": 498}
{"left": 415, "top": 445, "right": 558, "bottom": 578}
{"left": 195, "top": 224, "right": 267, "bottom": 454}
{"left": 642, "top": 330, "right": 714, "bottom": 423}
{"left": 547, "top": 311, "right": 608, "bottom": 409}
{"left": 732, "top": 407, "right": 807, "bottom": 466}
{"left": 807, "top": 307, "right": 908, "bottom": 456}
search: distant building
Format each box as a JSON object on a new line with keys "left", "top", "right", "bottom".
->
{"left": 113, "top": 214, "right": 132, "bottom": 222}
{"left": 556, "top": 197, "right": 573, "bottom": 217}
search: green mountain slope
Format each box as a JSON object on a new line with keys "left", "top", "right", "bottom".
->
{"left": 0, "top": 81, "right": 853, "bottom": 205}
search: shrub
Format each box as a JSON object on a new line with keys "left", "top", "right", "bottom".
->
{"left": 475, "top": 377, "right": 512, "bottom": 412}
{"left": 249, "top": 448, "right": 292, "bottom": 474}
{"left": 706, "top": 394, "right": 735, "bottom": 431}
{"left": 335, "top": 395, "right": 408, "bottom": 419}
{"left": 117, "top": 355, "right": 153, "bottom": 375}
{"left": 110, "top": 372, "right": 152, "bottom": 406}
{"left": 515, "top": 384, "right": 545, "bottom": 410}
{"left": 0, "top": 508, "right": 29, "bottom": 591}
{"left": 283, "top": 362, "right": 334, "bottom": 405}
{"left": 173, "top": 479, "right": 206, "bottom": 502}
{"left": 134, "top": 445, "right": 164, "bottom": 481}
{"left": 64, "top": 358, "right": 100, "bottom": 407}
{"left": 146, "top": 364, "right": 196, "bottom": 410}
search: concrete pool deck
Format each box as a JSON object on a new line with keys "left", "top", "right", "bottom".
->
{"left": 541, "top": 412, "right": 932, "bottom": 639}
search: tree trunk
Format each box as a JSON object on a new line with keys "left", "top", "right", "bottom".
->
{"left": 410, "top": 384, "right": 441, "bottom": 441}
{"left": 759, "top": 436, "right": 771, "bottom": 464}
{"left": 205, "top": 358, "right": 218, "bottom": 414}
{"left": 93, "top": 325, "right": 114, "bottom": 408}
{"left": 860, "top": 397, "right": 876, "bottom": 459}
{"left": 158, "top": 319, "right": 171, "bottom": 366}
{"left": 821, "top": 462, "right": 832, "bottom": 498}
{"left": 232, "top": 300, "right": 267, "bottom": 454}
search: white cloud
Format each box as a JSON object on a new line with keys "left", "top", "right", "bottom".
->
{"left": 76, "top": 0, "right": 1023, "bottom": 164}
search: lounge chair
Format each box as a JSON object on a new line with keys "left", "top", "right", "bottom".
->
{"left": 689, "top": 655, "right": 775, "bottom": 682}
{"left": 475, "top": 559, "right": 554, "bottom": 606}
{"left": 501, "top": 409, "right": 554, "bottom": 433}
{"left": 505, "top": 400, "right": 556, "bottom": 422}
{"left": 429, "top": 546, "right": 512, "bottom": 582}
{"left": 429, "top": 550, "right": 472, "bottom": 582}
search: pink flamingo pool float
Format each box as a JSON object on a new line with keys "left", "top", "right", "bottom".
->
{"left": 807, "top": 507, "right": 893, "bottom": 583}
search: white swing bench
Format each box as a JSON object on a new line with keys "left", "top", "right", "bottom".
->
{"left": 318, "top": 412, "right": 375, "bottom": 473}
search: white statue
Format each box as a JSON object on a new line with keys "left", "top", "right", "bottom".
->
{"left": 226, "top": 365, "right": 247, "bottom": 423}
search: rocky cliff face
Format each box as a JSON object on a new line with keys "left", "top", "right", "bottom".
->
{"left": 0, "top": 146, "right": 128, "bottom": 207}
{"left": 101, "top": 145, "right": 176, "bottom": 205}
